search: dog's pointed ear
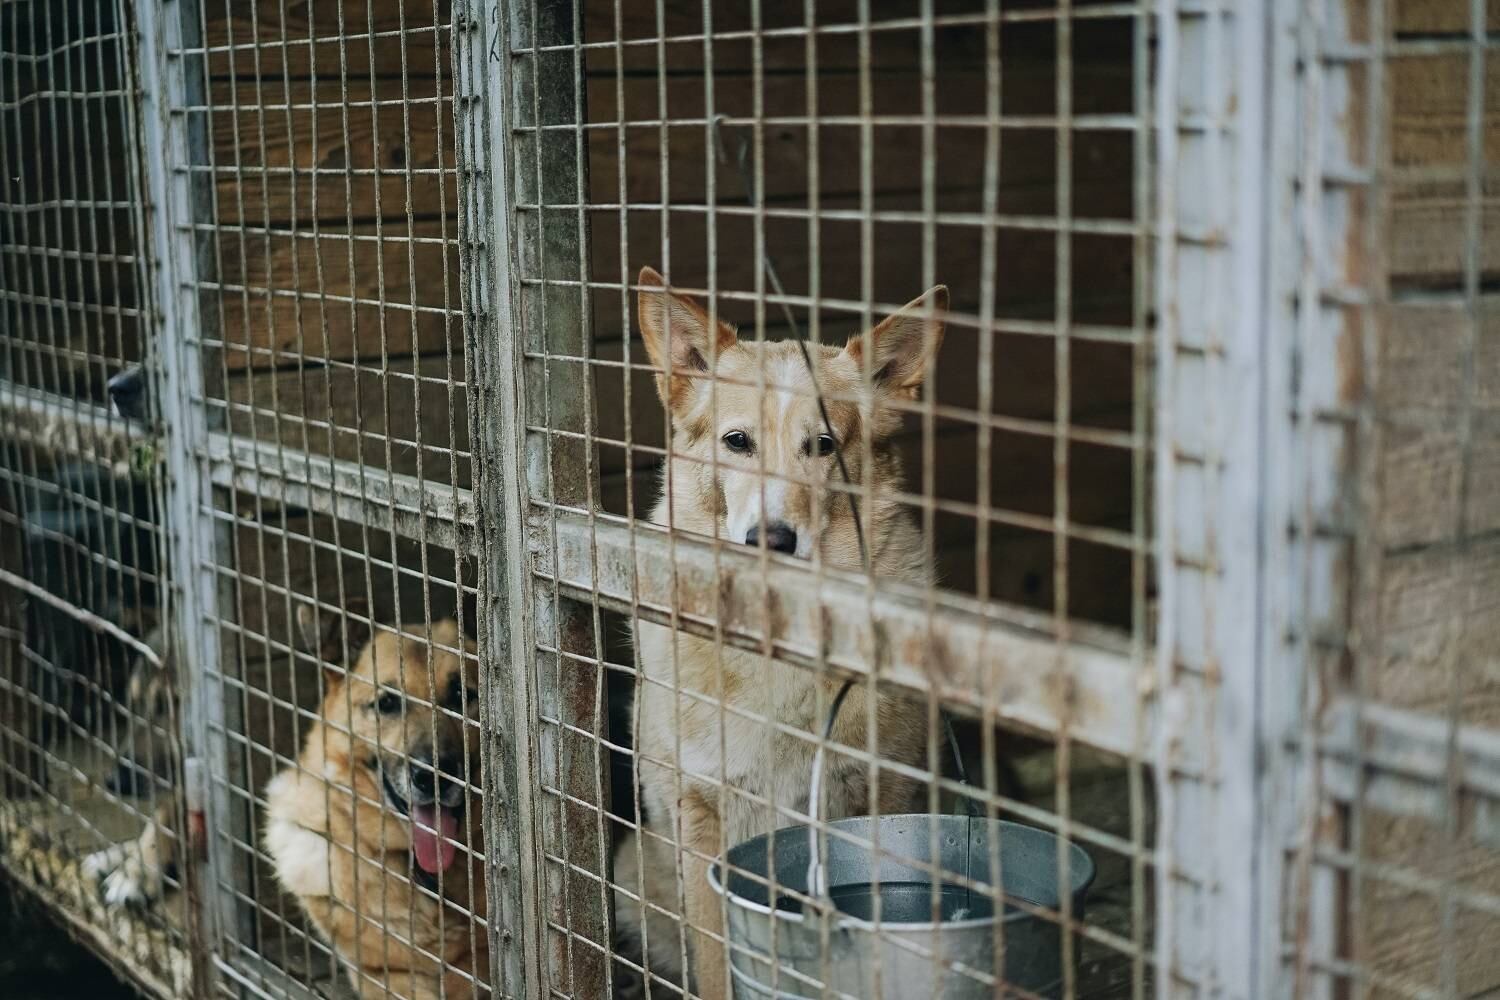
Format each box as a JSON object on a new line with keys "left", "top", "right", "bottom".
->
{"left": 637, "top": 266, "right": 737, "bottom": 413}
{"left": 844, "top": 286, "right": 948, "bottom": 400}
{"left": 296, "top": 597, "right": 371, "bottom": 670}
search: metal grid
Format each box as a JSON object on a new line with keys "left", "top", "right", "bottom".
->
{"left": 500, "top": 2, "right": 1156, "bottom": 998}
{"left": 0, "top": 0, "right": 1491, "bottom": 999}
{"left": 0, "top": 0, "right": 194, "bottom": 994}
{"left": 133, "top": 0, "right": 491, "bottom": 996}
{"left": 1285, "top": 0, "right": 1500, "bottom": 994}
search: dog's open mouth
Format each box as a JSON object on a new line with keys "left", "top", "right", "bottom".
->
{"left": 381, "top": 770, "right": 462, "bottom": 877}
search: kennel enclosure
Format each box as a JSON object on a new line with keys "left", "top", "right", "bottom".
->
{"left": 0, "top": 0, "right": 1495, "bottom": 998}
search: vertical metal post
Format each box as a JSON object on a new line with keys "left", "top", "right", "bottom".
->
{"left": 131, "top": 0, "right": 246, "bottom": 987}
{"left": 454, "top": 2, "right": 544, "bottom": 997}
{"left": 1157, "top": 0, "right": 1349, "bottom": 995}
{"left": 1154, "top": 0, "right": 1272, "bottom": 995}
{"left": 503, "top": 0, "right": 607, "bottom": 995}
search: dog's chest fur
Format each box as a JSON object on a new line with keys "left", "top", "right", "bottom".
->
{"left": 634, "top": 623, "right": 875, "bottom": 841}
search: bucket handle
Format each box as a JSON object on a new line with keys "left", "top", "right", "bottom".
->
{"left": 806, "top": 682, "right": 980, "bottom": 904}
{"left": 806, "top": 679, "right": 856, "bottom": 902}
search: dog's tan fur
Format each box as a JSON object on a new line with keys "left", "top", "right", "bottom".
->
{"left": 617, "top": 267, "right": 947, "bottom": 999}
{"left": 264, "top": 618, "right": 488, "bottom": 1000}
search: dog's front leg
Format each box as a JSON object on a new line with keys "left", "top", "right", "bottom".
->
{"left": 678, "top": 788, "right": 727, "bottom": 1000}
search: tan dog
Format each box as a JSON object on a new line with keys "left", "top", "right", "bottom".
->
{"left": 616, "top": 267, "right": 947, "bottom": 999}
{"left": 264, "top": 617, "right": 488, "bottom": 1000}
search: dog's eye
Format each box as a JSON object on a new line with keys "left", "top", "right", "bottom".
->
{"left": 815, "top": 433, "right": 836, "bottom": 456}
{"left": 374, "top": 691, "right": 402, "bottom": 715}
{"left": 722, "top": 430, "right": 753, "bottom": 454}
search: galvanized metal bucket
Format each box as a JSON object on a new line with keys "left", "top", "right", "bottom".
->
{"left": 708, "top": 814, "right": 1095, "bottom": 999}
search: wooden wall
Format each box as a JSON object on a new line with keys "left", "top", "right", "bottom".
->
{"left": 203, "top": 1, "right": 468, "bottom": 493}
{"left": 584, "top": 0, "right": 1141, "bottom": 626}
{"left": 1355, "top": 0, "right": 1500, "bottom": 992}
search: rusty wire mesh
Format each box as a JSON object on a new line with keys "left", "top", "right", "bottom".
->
{"left": 0, "top": 0, "right": 193, "bottom": 994}
{"left": 510, "top": 2, "right": 1156, "bottom": 998}
{"left": 3, "top": 1, "right": 1494, "bottom": 999}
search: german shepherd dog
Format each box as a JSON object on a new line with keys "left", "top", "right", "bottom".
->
{"left": 264, "top": 617, "right": 489, "bottom": 1000}
{"left": 614, "top": 267, "right": 947, "bottom": 999}
{"left": 82, "top": 602, "right": 363, "bottom": 907}
{"left": 80, "top": 624, "right": 192, "bottom": 907}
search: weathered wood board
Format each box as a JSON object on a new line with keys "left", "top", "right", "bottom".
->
{"left": 223, "top": 354, "right": 472, "bottom": 488}
{"left": 212, "top": 218, "right": 460, "bottom": 370}
{"left": 1388, "top": 54, "right": 1500, "bottom": 288}
{"left": 209, "top": 78, "right": 458, "bottom": 225}
{"left": 202, "top": 1, "right": 453, "bottom": 78}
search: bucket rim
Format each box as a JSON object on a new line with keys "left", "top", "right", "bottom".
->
{"left": 707, "top": 814, "right": 1097, "bottom": 934}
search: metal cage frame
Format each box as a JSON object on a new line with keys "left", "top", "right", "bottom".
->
{"left": 0, "top": 0, "right": 1495, "bottom": 998}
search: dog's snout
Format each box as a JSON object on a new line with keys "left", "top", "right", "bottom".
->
{"left": 745, "top": 521, "right": 798, "bottom": 555}
{"left": 107, "top": 367, "right": 146, "bottom": 420}
{"left": 409, "top": 750, "right": 463, "bottom": 804}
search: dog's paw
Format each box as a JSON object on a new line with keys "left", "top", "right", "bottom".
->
{"left": 81, "top": 842, "right": 127, "bottom": 882}
{"left": 83, "top": 842, "right": 162, "bottom": 909}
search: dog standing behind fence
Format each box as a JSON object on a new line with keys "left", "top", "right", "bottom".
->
{"left": 264, "top": 615, "right": 488, "bottom": 1000}
{"left": 615, "top": 267, "right": 947, "bottom": 1000}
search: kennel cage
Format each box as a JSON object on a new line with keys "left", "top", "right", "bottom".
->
{"left": 0, "top": 0, "right": 1493, "bottom": 998}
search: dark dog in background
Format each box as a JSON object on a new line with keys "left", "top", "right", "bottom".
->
{"left": 5, "top": 364, "right": 158, "bottom": 794}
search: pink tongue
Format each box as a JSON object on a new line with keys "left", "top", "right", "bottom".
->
{"left": 411, "top": 804, "right": 459, "bottom": 874}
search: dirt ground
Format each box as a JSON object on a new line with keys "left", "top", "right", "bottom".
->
{"left": 0, "top": 876, "right": 139, "bottom": 1000}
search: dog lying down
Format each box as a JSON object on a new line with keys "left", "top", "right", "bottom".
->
{"left": 264, "top": 616, "right": 489, "bottom": 1000}
{"left": 81, "top": 601, "right": 365, "bottom": 908}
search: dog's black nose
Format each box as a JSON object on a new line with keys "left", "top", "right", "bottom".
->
{"left": 107, "top": 367, "right": 145, "bottom": 420}
{"left": 745, "top": 521, "right": 798, "bottom": 555}
{"left": 409, "top": 751, "right": 462, "bottom": 802}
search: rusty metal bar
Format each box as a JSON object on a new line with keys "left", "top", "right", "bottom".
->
{"left": 454, "top": 1, "right": 543, "bottom": 995}
{"left": 534, "top": 513, "right": 1146, "bottom": 759}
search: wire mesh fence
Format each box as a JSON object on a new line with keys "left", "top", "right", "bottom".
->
{"left": 0, "top": 1, "right": 1494, "bottom": 999}
{"left": 0, "top": 0, "right": 194, "bottom": 994}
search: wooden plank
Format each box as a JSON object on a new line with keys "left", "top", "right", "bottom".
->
{"left": 1369, "top": 535, "right": 1500, "bottom": 714}
{"left": 209, "top": 78, "right": 458, "bottom": 225}
{"left": 1357, "top": 808, "right": 1500, "bottom": 997}
{"left": 1374, "top": 302, "right": 1500, "bottom": 546}
{"left": 585, "top": 202, "right": 1136, "bottom": 343}
{"left": 580, "top": 1, "right": 1130, "bottom": 76}
{"left": 1392, "top": 0, "right": 1500, "bottom": 34}
{"left": 212, "top": 218, "right": 460, "bottom": 370}
{"left": 227, "top": 510, "right": 466, "bottom": 662}
{"left": 585, "top": 54, "right": 1132, "bottom": 206}
{"left": 202, "top": 1, "right": 452, "bottom": 79}
{"left": 1388, "top": 54, "right": 1500, "bottom": 287}
{"left": 222, "top": 354, "right": 472, "bottom": 489}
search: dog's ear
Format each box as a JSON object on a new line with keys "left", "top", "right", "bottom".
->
{"left": 637, "top": 266, "right": 737, "bottom": 413}
{"left": 295, "top": 597, "right": 372, "bottom": 669}
{"left": 844, "top": 286, "right": 948, "bottom": 400}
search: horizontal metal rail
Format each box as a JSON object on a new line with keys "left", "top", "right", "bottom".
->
{"left": 1320, "top": 699, "right": 1500, "bottom": 820}
{"left": 531, "top": 510, "right": 1150, "bottom": 756}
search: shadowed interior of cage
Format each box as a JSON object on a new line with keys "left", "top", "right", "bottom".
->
{"left": 0, "top": 1, "right": 195, "bottom": 994}
{"left": 512, "top": 2, "right": 1155, "bottom": 999}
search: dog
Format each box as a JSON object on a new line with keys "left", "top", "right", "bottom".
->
{"left": 107, "top": 364, "right": 150, "bottom": 423}
{"left": 263, "top": 615, "right": 489, "bottom": 1000}
{"left": 80, "top": 624, "right": 193, "bottom": 908}
{"left": 614, "top": 267, "right": 948, "bottom": 999}
{"left": 82, "top": 601, "right": 364, "bottom": 908}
